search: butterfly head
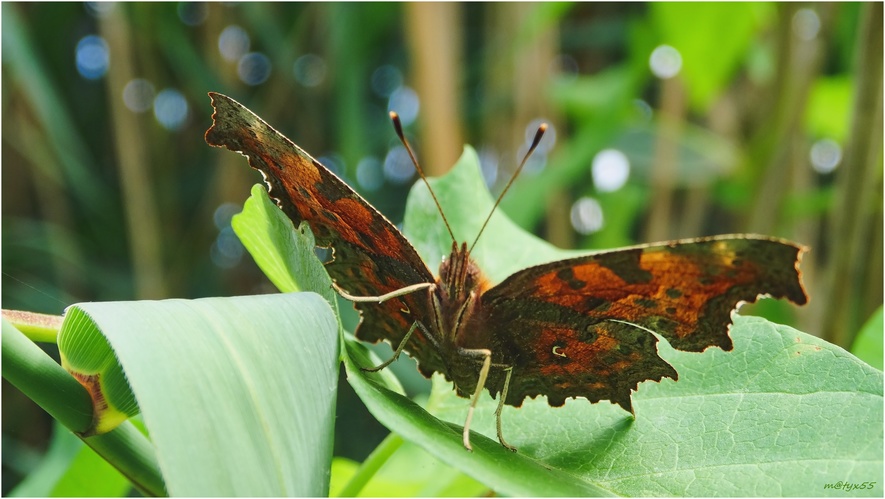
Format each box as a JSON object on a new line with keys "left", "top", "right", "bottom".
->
{"left": 438, "top": 241, "right": 491, "bottom": 304}
{"left": 388, "top": 110, "right": 548, "bottom": 253}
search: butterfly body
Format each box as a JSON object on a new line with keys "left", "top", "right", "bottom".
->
{"left": 205, "top": 92, "right": 808, "bottom": 450}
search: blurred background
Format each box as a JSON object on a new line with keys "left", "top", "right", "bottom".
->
{"left": 2, "top": 2, "right": 881, "bottom": 493}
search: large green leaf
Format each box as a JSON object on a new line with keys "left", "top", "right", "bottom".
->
{"left": 427, "top": 316, "right": 883, "bottom": 496}
{"left": 59, "top": 292, "right": 339, "bottom": 496}
{"left": 235, "top": 147, "right": 882, "bottom": 496}
{"left": 368, "top": 148, "right": 881, "bottom": 496}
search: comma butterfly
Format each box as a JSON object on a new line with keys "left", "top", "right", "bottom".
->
{"left": 205, "top": 93, "right": 808, "bottom": 451}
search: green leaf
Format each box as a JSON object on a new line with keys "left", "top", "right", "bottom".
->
{"left": 806, "top": 76, "right": 853, "bottom": 142}
{"left": 2, "top": 319, "right": 163, "bottom": 496}
{"left": 343, "top": 339, "right": 612, "bottom": 497}
{"left": 502, "top": 66, "right": 640, "bottom": 230}
{"left": 427, "top": 316, "right": 883, "bottom": 496}
{"left": 8, "top": 422, "right": 129, "bottom": 497}
{"left": 852, "top": 306, "right": 884, "bottom": 371}
{"left": 403, "top": 146, "right": 585, "bottom": 284}
{"left": 330, "top": 436, "right": 487, "bottom": 497}
{"left": 231, "top": 147, "right": 880, "bottom": 495}
{"left": 232, "top": 183, "right": 338, "bottom": 306}
{"left": 369, "top": 148, "right": 882, "bottom": 496}
{"left": 59, "top": 293, "right": 339, "bottom": 496}
{"left": 650, "top": 3, "right": 772, "bottom": 111}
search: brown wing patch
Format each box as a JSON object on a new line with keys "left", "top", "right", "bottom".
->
{"left": 480, "top": 235, "right": 807, "bottom": 409}
{"left": 509, "top": 318, "right": 677, "bottom": 412}
{"left": 205, "top": 93, "right": 445, "bottom": 375}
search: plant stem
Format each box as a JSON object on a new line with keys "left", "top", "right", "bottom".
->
{"left": 2, "top": 309, "right": 63, "bottom": 343}
{"left": 2, "top": 320, "right": 166, "bottom": 496}
{"left": 336, "top": 432, "right": 404, "bottom": 497}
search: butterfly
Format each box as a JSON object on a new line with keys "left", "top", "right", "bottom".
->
{"left": 205, "top": 92, "right": 808, "bottom": 451}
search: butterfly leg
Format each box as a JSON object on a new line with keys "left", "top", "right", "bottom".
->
{"left": 333, "top": 281, "right": 435, "bottom": 303}
{"left": 495, "top": 366, "right": 516, "bottom": 452}
{"left": 361, "top": 320, "right": 422, "bottom": 373}
{"left": 460, "top": 348, "right": 493, "bottom": 452}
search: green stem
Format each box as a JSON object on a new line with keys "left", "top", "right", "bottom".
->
{"left": 2, "top": 320, "right": 166, "bottom": 496}
{"left": 2, "top": 309, "right": 63, "bottom": 343}
{"left": 336, "top": 432, "right": 405, "bottom": 497}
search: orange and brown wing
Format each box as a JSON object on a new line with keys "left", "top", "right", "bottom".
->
{"left": 205, "top": 93, "right": 445, "bottom": 376}
{"left": 480, "top": 235, "right": 807, "bottom": 411}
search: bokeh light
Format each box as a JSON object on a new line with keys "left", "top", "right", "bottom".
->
{"left": 388, "top": 86, "right": 419, "bottom": 126}
{"left": 810, "top": 138, "right": 842, "bottom": 174}
{"left": 792, "top": 8, "right": 821, "bottom": 41}
{"left": 213, "top": 202, "right": 241, "bottom": 230}
{"left": 75, "top": 35, "right": 110, "bottom": 80}
{"left": 372, "top": 65, "right": 404, "bottom": 97}
{"left": 210, "top": 203, "right": 245, "bottom": 269}
{"left": 218, "top": 25, "right": 250, "bottom": 62}
{"left": 293, "top": 54, "right": 327, "bottom": 87}
{"left": 238, "top": 52, "right": 272, "bottom": 86}
{"left": 153, "top": 89, "right": 189, "bottom": 131}
{"left": 84, "top": 2, "right": 114, "bottom": 18}
{"left": 383, "top": 146, "right": 416, "bottom": 184}
{"left": 122, "top": 79, "right": 156, "bottom": 113}
{"left": 178, "top": 3, "right": 208, "bottom": 26}
{"left": 570, "top": 197, "right": 605, "bottom": 234}
{"left": 356, "top": 157, "right": 384, "bottom": 191}
{"left": 649, "top": 44, "right": 682, "bottom": 79}
{"left": 211, "top": 226, "right": 245, "bottom": 269}
{"left": 592, "top": 149, "right": 630, "bottom": 192}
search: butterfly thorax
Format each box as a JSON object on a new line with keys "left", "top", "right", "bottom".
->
{"left": 435, "top": 242, "right": 491, "bottom": 347}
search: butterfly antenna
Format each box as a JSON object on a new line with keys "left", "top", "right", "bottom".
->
{"left": 390, "top": 112, "right": 457, "bottom": 244}
{"left": 469, "top": 123, "right": 547, "bottom": 252}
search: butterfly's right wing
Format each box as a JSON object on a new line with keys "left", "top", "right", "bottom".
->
{"left": 206, "top": 93, "right": 446, "bottom": 377}
{"left": 478, "top": 236, "right": 807, "bottom": 411}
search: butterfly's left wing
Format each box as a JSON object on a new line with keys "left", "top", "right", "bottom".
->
{"left": 206, "top": 93, "right": 446, "bottom": 377}
{"left": 479, "top": 235, "right": 807, "bottom": 412}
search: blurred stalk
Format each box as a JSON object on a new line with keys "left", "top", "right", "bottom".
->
{"left": 819, "top": 1, "right": 883, "bottom": 347}
{"left": 5, "top": 102, "right": 87, "bottom": 304}
{"left": 329, "top": 3, "right": 368, "bottom": 173}
{"left": 745, "top": 4, "right": 834, "bottom": 235}
{"left": 404, "top": 3, "right": 464, "bottom": 176}
{"left": 482, "top": 4, "right": 564, "bottom": 244}
{"left": 337, "top": 433, "right": 404, "bottom": 497}
{"left": 644, "top": 75, "right": 685, "bottom": 242}
{"left": 1, "top": 4, "right": 106, "bottom": 214}
{"left": 99, "top": 4, "right": 167, "bottom": 299}
{"left": 514, "top": 6, "right": 566, "bottom": 248}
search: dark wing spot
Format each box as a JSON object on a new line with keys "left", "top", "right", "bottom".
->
{"left": 633, "top": 297, "right": 657, "bottom": 309}
{"left": 583, "top": 296, "right": 608, "bottom": 311}
{"left": 321, "top": 210, "right": 339, "bottom": 223}
{"left": 581, "top": 324, "right": 598, "bottom": 344}
{"left": 666, "top": 288, "right": 683, "bottom": 299}
{"left": 556, "top": 267, "right": 587, "bottom": 290}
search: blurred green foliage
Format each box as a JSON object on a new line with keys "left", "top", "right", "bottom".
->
{"left": 2, "top": 2, "right": 881, "bottom": 495}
